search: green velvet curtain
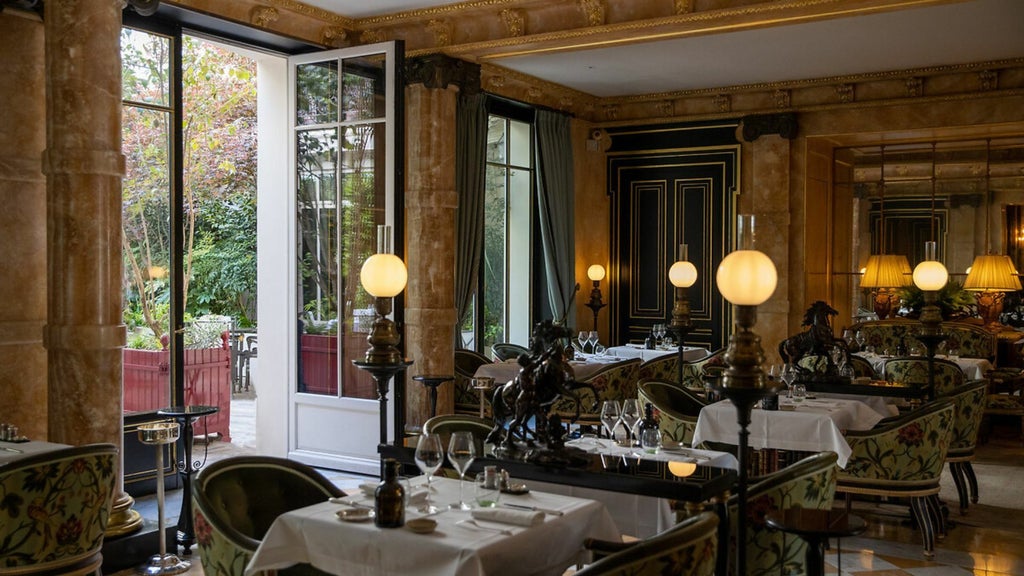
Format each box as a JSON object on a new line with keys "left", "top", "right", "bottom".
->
{"left": 535, "top": 109, "right": 576, "bottom": 325}
{"left": 454, "top": 93, "right": 488, "bottom": 347}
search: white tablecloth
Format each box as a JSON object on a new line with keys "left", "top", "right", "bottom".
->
{"left": 604, "top": 345, "right": 709, "bottom": 363}
{"left": 246, "top": 476, "right": 620, "bottom": 576}
{"left": 856, "top": 352, "right": 993, "bottom": 380}
{"left": 475, "top": 357, "right": 633, "bottom": 385}
{"left": 0, "top": 441, "right": 70, "bottom": 465}
{"left": 691, "top": 398, "right": 887, "bottom": 468}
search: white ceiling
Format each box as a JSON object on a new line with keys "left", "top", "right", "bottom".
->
{"left": 299, "top": 0, "right": 1024, "bottom": 98}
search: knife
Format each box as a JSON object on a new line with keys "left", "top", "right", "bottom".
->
{"left": 502, "top": 503, "right": 564, "bottom": 516}
{"left": 0, "top": 446, "right": 23, "bottom": 453}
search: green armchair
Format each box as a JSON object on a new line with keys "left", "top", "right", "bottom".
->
{"left": 576, "top": 511, "right": 719, "bottom": 576}
{"left": 637, "top": 379, "right": 707, "bottom": 447}
{"left": 192, "top": 455, "right": 344, "bottom": 576}
{"left": 0, "top": 443, "right": 117, "bottom": 575}
{"left": 638, "top": 354, "right": 678, "bottom": 384}
{"left": 423, "top": 413, "right": 495, "bottom": 456}
{"left": 836, "top": 397, "right": 956, "bottom": 558}
{"left": 454, "top": 348, "right": 494, "bottom": 416}
{"left": 882, "top": 356, "right": 965, "bottom": 397}
{"left": 940, "top": 380, "right": 988, "bottom": 514}
{"left": 550, "top": 359, "right": 641, "bottom": 426}
{"left": 724, "top": 451, "right": 838, "bottom": 576}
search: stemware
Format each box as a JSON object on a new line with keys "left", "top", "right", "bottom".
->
{"left": 578, "top": 331, "right": 589, "bottom": 354}
{"left": 414, "top": 433, "right": 443, "bottom": 514}
{"left": 619, "top": 399, "right": 641, "bottom": 446}
{"left": 588, "top": 331, "right": 600, "bottom": 353}
{"left": 447, "top": 431, "right": 477, "bottom": 510}
{"left": 855, "top": 330, "right": 866, "bottom": 351}
{"left": 780, "top": 363, "right": 797, "bottom": 397}
{"left": 600, "top": 400, "right": 621, "bottom": 441}
{"left": 843, "top": 329, "right": 855, "bottom": 348}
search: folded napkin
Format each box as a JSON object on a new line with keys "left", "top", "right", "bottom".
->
{"left": 359, "top": 482, "right": 429, "bottom": 505}
{"left": 471, "top": 507, "right": 543, "bottom": 527}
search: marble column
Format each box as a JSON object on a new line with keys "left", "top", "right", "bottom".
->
{"left": 43, "top": 0, "right": 140, "bottom": 535}
{"left": 0, "top": 9, "right": 48, "bottom": 440}
{"left": 403, "top": 55, "right": 479, "bottom": 429}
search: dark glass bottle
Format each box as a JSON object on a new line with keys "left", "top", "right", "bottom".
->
{"left": 375, "top": 458, "right": 405, "bottom": 528}
{"left": 637, "top": 402, "right": 662, "bottom": 453}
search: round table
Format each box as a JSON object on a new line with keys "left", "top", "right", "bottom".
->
{"left": 765, "top": 508, "right": 867, "bottom": 576}
{"left": 157, "top": 405, "right": 219, "bottom": 555}
{"left": 412, "top": 374, "right": 455, "bottom": 418}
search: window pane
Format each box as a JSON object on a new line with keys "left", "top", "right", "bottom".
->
{"left": 508, "top": 120, "right": 531, "bottom": 168}
{"left": 486, "top": 116, "right": 507, "bottom": 164}
{"left": 483, "top": 164, "right": 507, "bottom": 351}
{"left": 342, "top": 55, "right": 386, "bottom": 121}
{"left": 296, "top": 61, "right": 339, "bottom": 126}
{"left": 121, "top": 28, "right": 170, "bottom": 106}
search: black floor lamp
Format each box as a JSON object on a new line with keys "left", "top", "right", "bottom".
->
{"left": 585, "top": 264, "right": 607, "bottom": 332}
{"left": 713, "top": 214, "right": 779, "bottom": 576}
{"left": 912, "top": 240, "right": 949, "bottom": 399}
{"left": 668, "top": 244, "right": 697, "bottom": 386}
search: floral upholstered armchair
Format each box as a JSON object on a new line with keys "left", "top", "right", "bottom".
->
{"left": 0, "top": 443, "right": 118, "bottom": 575}
{"left": 836, "top": 397, "right": 955, "bottom": 558}
{"left": 679, "top": 348, "right": 727, "bottom": 391}
{"left": 941, "top": 380, "right": 988, "bottom": 514}
{"left": 882, "top": 356, "right": 965, "bottom": 397}
{"left": 637, "top": 380, "right": 707, "bottom": 447}
{"left": 638, "top": 354, "right": 678, "bottom": 383}
{"left": 576, "top": 511, "right": 719, "bottom": 576}
{"left": 550, "top": 359, "right": 641, "bottom": 426}
{"left": 724, "top": 451, "right": 838, "bottom": 576}
{"left": 192, "top": 456, "right": 343, "bottom": 576}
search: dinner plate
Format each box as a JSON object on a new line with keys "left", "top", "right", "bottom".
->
{"left": 336, "top": 508, "right": 375, "bottom": 522}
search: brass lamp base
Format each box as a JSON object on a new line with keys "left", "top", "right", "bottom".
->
{"left": 871, "top": 289, "right": 898, "bottom": 320}
{"left": 974, "top": 291, "right": 1007, "bottom": 328}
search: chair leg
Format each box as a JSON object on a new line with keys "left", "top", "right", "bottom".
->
{"left": 964, "top": 461, "right": 979, "bottom": 504}
{"left": 927, "top": 493, "right": 947, "bottom": 539}
{"left": 910, "top": 496, "right": 936, "bottom": 558}
{"left": 949, "top": 462, "right": 969, "bottom": 515}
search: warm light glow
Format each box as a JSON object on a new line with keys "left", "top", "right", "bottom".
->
{"left": 913, "top": 260, "right": 949, "bottom": 291}
{"left": 963, "top": 254, "right": 1022, "bottom": 292}
{"left": 147, "top": 265, "right": 167, "bottom": 280}
{"left": 360, "top": 253, "right": 408, "bottom": 297}
{"left": 669, "top": 260, "right": 698, "bottom": 288}
{"left": 860, "top": 254, "right": 913, "bottom": 289}
{"left": 668, "top": 460, "right": 697, "bottom": 478}
{"left": 716, "top": 250, "right": 777, "bottom": 306}
{"left": 587, "top": 264, "right": 606, "bottom": 282}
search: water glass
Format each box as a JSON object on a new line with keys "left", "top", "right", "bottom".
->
{"left": 619, "top": 399, "right": 641, "bottom": 446}
{"left": 414, "top": 433, "right": 443, "bottom": 514}
{"left": 639, "top": 425, "right": 662, "bottom": 454}
{"left": 447, "top": 431, "right": 477, "bottom": 510}
{"left": 600, "top": 400, "right": 621, "bottom": 440}
{"left": 791, "top": 383, "right": 807, "bottom": 403}
{"left": 474, "top": 472, "right": 501, "bottom": 508}
{"left": 578, "top": 331, "right": 589, "bottom": 354}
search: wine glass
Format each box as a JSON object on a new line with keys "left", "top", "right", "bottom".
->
{"left": 600, "top": 400, "right": 621, "bottom": 441}
{"left": 781, "top": 363, "right": 797, "bottom": 397}
{"left": 619, "top": 399, "right": 641, "bottom": 446}
{"left": 855, "top": 330, "right": 866, "bottom": 351}
{"left": 588, "top": 331, "right": 600, "bottom": 353}
{"left": 843, "top": 329, "right": 855, "bottom": 348}
{"left": 447, "top": 431, "right": 477, "bottom": 510}
{"left": 414, "top": 433, "right": 443, "bottom": 514}
{"left": 578, "top": 331, "right": 589, "bottom": 354}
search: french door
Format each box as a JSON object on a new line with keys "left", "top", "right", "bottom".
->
{"left": 288, "top": 42, "right": 403, "bottom": 474}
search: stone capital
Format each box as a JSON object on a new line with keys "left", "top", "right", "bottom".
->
{"left": 406, "top": 54, "right": 480, "bottom": 95}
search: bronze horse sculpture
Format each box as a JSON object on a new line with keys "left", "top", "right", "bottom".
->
{"left": 778, "top": 301, "right": 849, "bottom": 376}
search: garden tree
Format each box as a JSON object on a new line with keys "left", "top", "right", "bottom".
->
{"left": 122, "top": 31, "right": 258, "bottom": 347}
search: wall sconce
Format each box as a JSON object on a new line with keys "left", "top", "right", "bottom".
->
{"left": 668, "top": 244, "right": 698, "bottom": 386}
{"left": 912, "top": 240, "right": 949, "bottom": 399}
{"left": 714, "top": 214, "right": 778, "bottom": 576}
{"left": 585, "top": 264, "right": 607, "bottom": 331}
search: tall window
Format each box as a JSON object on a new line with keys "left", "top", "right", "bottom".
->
{"left": 480, "top": 112, "right": 534, "bottom": 352}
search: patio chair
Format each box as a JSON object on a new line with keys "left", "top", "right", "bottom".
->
{"left": 836, "top": 397, "right": 956, "bottom": 558}
{"left": 0, "top": 443, "right": 118, "bottom": 576}
{"left": 192, "top": 455, "right": 344, "bottom": 576}
{"left": 577, "top": 511, "right": 719, "bottom": 576}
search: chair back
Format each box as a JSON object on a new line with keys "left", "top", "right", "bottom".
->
{"left": 637, "top": 380, "right": 706, "bottom": 446}
{"left": 575, "top": 511, "right": 719, "bottom": 576}
{"left": 882, "top": 356, "right": 965, "bottom": 396}
{"left": 849, "top": 318, "right": 918, "bottom": 354}
{"left": 491, "top": 342, "right": 529, "bottom": 362}
{"left": 192, "top": 455, "right": 344, "bottom": 576}
{"left": 423, "top": 414, "right": 494, "bottom": 455}
{"left": 941, "top": 322, "right": 996, "bottom": 360}
{"left": 848, "top": 354, "right": 876, "bottom": 378}
{"left": 940, "top": 379, "right": 988, "bottom": 456}
{"left": 638, "top": 354, "right": 678, "bottom": 384}
{"left": 0, "top": 443, "right": 118, "bottom": 575}
{"left": 454, "top": 348, "right": 494, "bottom": 415}
{"left": 727, "top": 451, "right": 839, "bottom": 576}
{"left": 550, "top": 359, "right": 641, "bottom": 424}
{"left": 680, "top": 348, "right": 727, "bottom": 391}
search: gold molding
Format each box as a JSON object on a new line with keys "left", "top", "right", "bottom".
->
{"left": 500, "top": 8, "right": 525, "bottom": 37}
{"left": 267, "top": 0, "right": 352, "bottom": 25}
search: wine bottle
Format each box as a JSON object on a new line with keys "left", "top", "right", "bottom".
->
{"left": 375, "top": 458, "right": 405, "bottom": 528}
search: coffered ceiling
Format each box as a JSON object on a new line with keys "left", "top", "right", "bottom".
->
{"left": 294, "top": 0, "right": 1024, "bottom": 99}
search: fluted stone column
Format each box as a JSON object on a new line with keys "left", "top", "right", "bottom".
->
{"left": 43, "top": 0, "right": 140, "bottom": 536}
{"left": 403, "top": 55, "right": 479, "bottom": 429}
{"left": 0, "top": 9, "right": 48, "bottom": 440}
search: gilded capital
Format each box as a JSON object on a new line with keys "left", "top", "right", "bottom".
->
{"left": 250, "top": 6, "right": 279, "bottom": 28}
{"left": 406, "top": 54, "right": 481, "bottom": 95}
{"left": 500, "top": 8, "right": 525, "bottom": 37}
{"left": 427, "top": 19, "right": 453, "bottom": 47}
{"left": 578, "top": 0, "right": 605, "bottom": 27}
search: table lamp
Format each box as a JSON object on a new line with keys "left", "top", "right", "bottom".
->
{"left": 714, "top": 214, "right": 778, "bottom": 576}
{"left": 668, "top": 244, "right": 698, "bottom": 386}
{"left": 585, "top": 264, "right": 607, "bottom": 331}
{"left": 860, "top": 254, "right": 912, "bottom": 319}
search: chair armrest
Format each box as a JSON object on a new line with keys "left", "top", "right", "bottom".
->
{"left": 584, "top": 537, "right": 637, "bottom": 560}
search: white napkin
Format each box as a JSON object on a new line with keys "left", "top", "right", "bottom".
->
{"left": 471, "top": 507, "right": 543, "bottom": 527}
{"left": 359, "top": 482, "right": 429, "bottom": 505}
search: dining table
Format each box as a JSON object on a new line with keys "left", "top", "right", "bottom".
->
{"left": 474, "top": 355, "right": 635, "bottom": 386}
{"left": 691, "top": 396, "right": 888, "bottom": 468}
{"left": 603, "top": 344, "right": 709, "bottom": 363}
{"left": 0, "top": 440, "right": 70, "bottom": 465}
{"left": 245, "top": 475, "right": 620, "bottom": 576}
{"left": 855, "top": 351, "right": 993, "bottom": 380}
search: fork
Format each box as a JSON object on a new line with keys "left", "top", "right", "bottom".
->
{"left": 457, "top": 518, "right": 513, "bottom": 536}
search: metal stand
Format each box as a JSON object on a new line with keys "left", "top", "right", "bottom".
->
{"left": 156, "top": 405, "right": 218, "bottom": 555}
{"left": 137, "top": 422, "right": 190, "bottom": 575}
{"left": 354, "top": 359, "right": 413, "bottom": 474}
{"left": 412, "top": 374, "right": 454, "bottom": 419}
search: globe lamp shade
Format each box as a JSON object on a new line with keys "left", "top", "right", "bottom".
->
{"left": 587, "top": 264, "right": 606, "bottom": 282}
{"left": 360, "top": 253, "right": 408, "bottom": 298}
{"left": 669, "top": 260, "right": 698, "bottom": 288}
{"left": 715, "top": 250, "right": 777, "bottom": 306}
{"left": 912, "top": 260, "right": 949, "bottom": 292}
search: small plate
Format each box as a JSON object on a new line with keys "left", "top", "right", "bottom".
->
{"left": 405, "top": 518, "right": 437, "bottom": 534}
{"left": 336, "top": 508, "right": 375, "bottom": 522}
{"left": 501, "top": 482, "right": 530, "bottom": 495}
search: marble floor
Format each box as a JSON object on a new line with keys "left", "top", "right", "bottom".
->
{"left": 111, "top": 404, "right": 1024, "bottom": 575}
